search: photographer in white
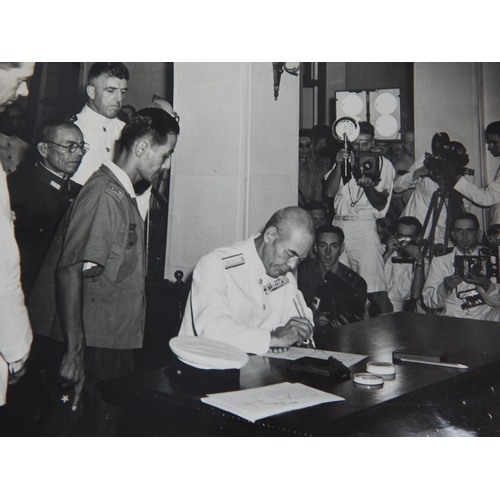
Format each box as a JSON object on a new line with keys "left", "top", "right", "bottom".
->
{"left": 325, "top": 120, "right": 395, "bottom": 315}
{"left": 383, "top": 216, "right": 426, "bottom": 313}
{"left": 423, "top": 212, "right": 500, "bottom": 320}
{"left": 394, "top": 133, "right": 470, "bottom": 246}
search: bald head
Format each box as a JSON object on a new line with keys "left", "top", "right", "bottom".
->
{"left": 264, "top": 206, "right": 315, "bottom": 241}
{"left": 257, "top": 207, "right": 315, "bottom": 278}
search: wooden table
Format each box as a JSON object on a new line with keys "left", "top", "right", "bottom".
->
{"left": 98, "top": 313, "right": 500, "bottom": 436}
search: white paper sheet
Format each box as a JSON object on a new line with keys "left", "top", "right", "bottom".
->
{"left": 263, "top": 347, "right": 367, "bottom": 367}
{"left": 202, "top": 382, "right": 344, "bottom": 423}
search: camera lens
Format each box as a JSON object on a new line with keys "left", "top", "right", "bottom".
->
{"left": 470, "top": 263, "right": 483, "bottom": 275}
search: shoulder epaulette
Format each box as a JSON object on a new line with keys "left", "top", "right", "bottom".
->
{"left": 104, "top": 184, "right": 125, "bottom": 201}
{"left": 222, "top": 253, "right": 245, "bottom": 269}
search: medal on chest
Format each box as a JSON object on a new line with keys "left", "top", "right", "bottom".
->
{"left": 262, "top": 275, "right": 290, "bottom": 295}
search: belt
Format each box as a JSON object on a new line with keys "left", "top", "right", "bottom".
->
{"left": 334, "top": 215, "right": 375, "bottom": 221}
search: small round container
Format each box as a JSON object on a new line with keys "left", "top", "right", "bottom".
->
{"left": 352, "top": 372, "right": 384, "bottom": 387}
{"left": 366, "top": 361, "right": 396, "bottom": 380}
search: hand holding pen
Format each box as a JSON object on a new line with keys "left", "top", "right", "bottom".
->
{"left": 269, "top": 294, "right": 314, "bottom": 352}
{"left": 293, "top": 294, "right": 316, "bottom": 349}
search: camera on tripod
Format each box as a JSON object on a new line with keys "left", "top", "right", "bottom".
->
{"left": 391, "top": 236, "right": 419, "bottom": 264}
{"left": 423, "top": 132, "right": 473, "bottom": 189}
{"left": 454, "top": 248, "right": 499, "bottom": 280}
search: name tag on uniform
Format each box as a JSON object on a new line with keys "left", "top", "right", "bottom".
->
{"left": 262, "top": 275, "right": 290, "bottom": 295}
{"left": 223, "top": 253, "right": 245, "bottom": 269}
{"left": 50, "top": 180, "right": 62, "bottom": 190}
{"left": 457, "top": 288, "right": 486, "bottom": 309}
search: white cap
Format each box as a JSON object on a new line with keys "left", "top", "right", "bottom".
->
{"left": 170, "top": 337, "right": 249, "bottom": 370}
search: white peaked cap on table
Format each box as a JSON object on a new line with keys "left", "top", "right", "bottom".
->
{"left": 169, "top": 337, "right": 249, "bottom": 370}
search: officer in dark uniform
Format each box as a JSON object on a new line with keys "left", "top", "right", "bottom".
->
{"left": 8, "top": 118, "right": 85, "bottom": 296}
{"left": 298, "top": 224, "right": 367, "bottom": 329}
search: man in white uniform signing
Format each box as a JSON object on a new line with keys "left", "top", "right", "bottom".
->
{"left": 325, "top": 121, "right": 395, "bottom": 315}
{"left": 179, "top": 207, "right": 315, "bottom": 355}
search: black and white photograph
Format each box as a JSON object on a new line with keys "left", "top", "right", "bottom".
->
{"left": 1, "top": 5, "right": 497, "bottom": 498}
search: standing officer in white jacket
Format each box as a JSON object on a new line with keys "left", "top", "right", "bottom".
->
{"left": 0, "top": 62, "right": 35, "bottom": 406}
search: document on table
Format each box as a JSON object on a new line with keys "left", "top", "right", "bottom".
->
{"left": 202, "top": 382, "right": 344, "bottom": 423}
{"left": 264, "top": 347, "right": 367, "bottom": 367}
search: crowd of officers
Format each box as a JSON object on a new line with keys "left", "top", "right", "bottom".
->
{"left": 0, "top": 62, "right": 179, "bottom": 436}
{"left": 2, "top": 61, "right": 500, "bottom": 437}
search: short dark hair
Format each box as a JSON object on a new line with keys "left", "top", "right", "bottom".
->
{"left": 118, "top": 107, "right": 180, "bottom": 150}
{"left": 37, "top": 117, "right": 81, "bottom": 144}
{"left": 311, "top": 124, "right": 331, "bottom": 140}
{"left": 486, "top": 121, "right": 500, "bottom": 136}
{"left": 304, "top": 201, "right": 327, "bottom": 213}
{"left": 451, "top": 212, "right": 479, "bottom": 230}
{"left": 88, "top": 62, "right": 129, "bottom": 84}
{"left": 397, "top": 216, "right": 423, "bottom": 236}
{"left": 359, "top": 121, "right": 375, "bottom": 138}
{"left": 316, "top": 224, "right": 344, "bottom": 245}
{"left": 299, "top": 128, "right": 312, "bottom": 138}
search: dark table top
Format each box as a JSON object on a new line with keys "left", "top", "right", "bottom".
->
{"left": 99, "top": 313, "right": 500, "bottom": 436}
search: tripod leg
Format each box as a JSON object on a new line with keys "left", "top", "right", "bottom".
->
{"left": 422, "top": 191, "right": 439, "bottom": 238}
{"left": 422, "top": 192, "right": 439, "bottom": 259}
{"left": 428, "top": 195, "right": 446, "bottom": 262}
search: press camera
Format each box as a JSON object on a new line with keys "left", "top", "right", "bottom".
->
{"left": 454, "top": 248, "right": 499, "bottom": 280}
{"left": 424, "top": 132, "right": 474, "bottom": 189}
{"left": 312, "top": 271, "right": 365, "bottom": 325}
{"left": 391, "top": 236, "right": 419, "bottom": 264}
{"left": 331, "top": 116, "right": 381, "bottom": 182}
{"left": 352, "top": 150, "right": 381, "bottom": 181}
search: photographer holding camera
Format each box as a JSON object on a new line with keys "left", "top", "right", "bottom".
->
{"left": 454, "top": 121, "right": 500, "bottom": 226}
{"left": 394, "top": 135, "right": 469, "bottom": 246}
{"left": 383, "top": 216, "right": 426, "bottom": 312}
{"left": 423, "top": 213, "right": 500, "bottom": 320}
{"left": 325, "top": 121, "right": 395, "bottom": 315}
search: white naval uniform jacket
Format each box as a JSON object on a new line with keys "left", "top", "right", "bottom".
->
{"left": 423, "top": 247, "right": 500, "bottom": 321}
{"left": 178, "top": 235, "right": 313, "bottom": 355}
{"left": 455, "top": 164, "right": 500, "bottom": 226}
{"left": 71, "top": 104, "right": 125, "bottom": 186}
{"left": 0, "top": 166, "right": 32, "bottom": 405}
